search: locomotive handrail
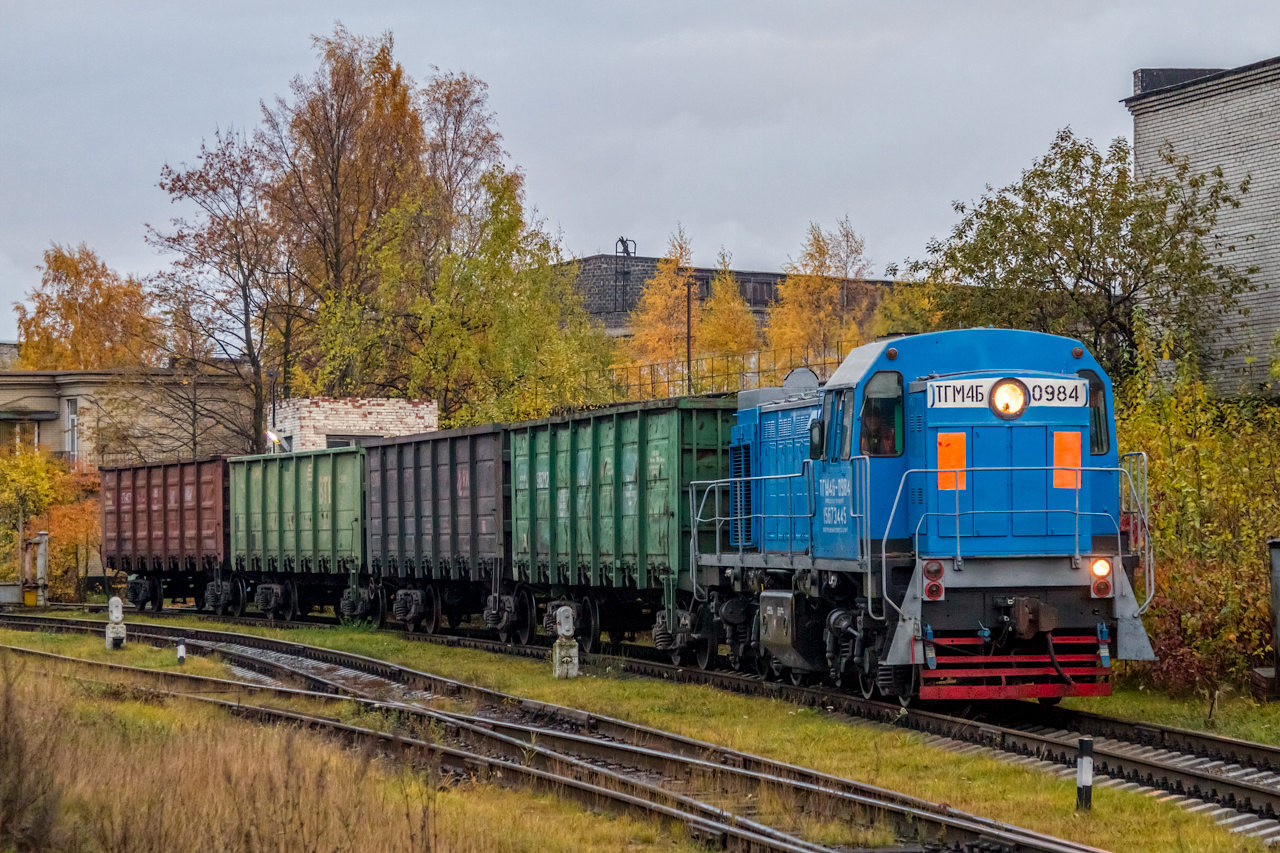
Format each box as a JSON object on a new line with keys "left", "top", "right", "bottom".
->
{"left": 688, "top": 463, "right": 817, "bottom": 572}
{"left": 1120, "top": 452, "right": 1154, "bottom": 615}
{"left": 876, "top": 463, "right": 1152, "bottom": 621}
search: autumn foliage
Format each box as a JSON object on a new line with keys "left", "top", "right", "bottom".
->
{"left": 16, "top": 244, "right": 158, "bottom": 370}
{"left": 767, "top": 220, "right": 873, "bottom": 365}
{"left": 625, "top": 228, "right": 699, "bottom": 368}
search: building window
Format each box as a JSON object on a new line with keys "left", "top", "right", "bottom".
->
{"left": 326, "top": 435, "right": 378, "bottom": 449}
{"left": 0, "top": 421, "right": 38, "bottom": 450}
{"left": 66, "top": 399, "right": 77, "bottom": 460}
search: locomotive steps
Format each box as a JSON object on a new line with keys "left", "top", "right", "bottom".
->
{"left": 0, "top": 612, "right": 1265, "bottom": 852}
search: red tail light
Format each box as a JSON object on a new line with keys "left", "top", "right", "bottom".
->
{"left": 924, "top": 580, "right": 945, "bottom": 601}
{"left": 1091, "top": 578, "right": 1112, "bottom": 598}
{"left": 923, "top": 560, "right": 944, "bottom": 581}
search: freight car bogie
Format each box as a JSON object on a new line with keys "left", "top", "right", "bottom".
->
{"left": 123, "top": 571, "right": 215, "bottom": 612}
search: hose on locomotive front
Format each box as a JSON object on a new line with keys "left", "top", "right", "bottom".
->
{"left": 1045, "top": 631, "right": 1075, "bottom": 686}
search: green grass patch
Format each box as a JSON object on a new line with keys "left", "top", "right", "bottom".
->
{"left": 1066, "top": 682, "right": 1280, "bottom": 747}
{"left": 0, "top": 627, "right": 235, "bottom": 679}
{"left": 67, "top": 613, "right": 1259, "bottom": 853}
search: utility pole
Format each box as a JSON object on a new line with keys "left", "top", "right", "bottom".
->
{"left": 686, "top": 275, "right": 693, "bottom": 396}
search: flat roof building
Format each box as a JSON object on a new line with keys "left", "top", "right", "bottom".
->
{"left": 1126, "top": 57, "right": 1280, "bottom": 392}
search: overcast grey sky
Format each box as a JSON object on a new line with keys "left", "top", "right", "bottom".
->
{"left": 1, "top": 2, "right": 1277, "bottom": 340}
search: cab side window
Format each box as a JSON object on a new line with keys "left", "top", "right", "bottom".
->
{"left": 1078, "top": 370, "right": 1110, "bottom": 455}
{"left": 860, "top": 372, "right": 904, "bottom": 457}
{"left": 840, "top": 389, "right": 857, "bottom": 459}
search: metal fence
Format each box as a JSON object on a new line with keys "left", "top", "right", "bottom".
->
{"left": 585, "top": 342, "right": 858, "bottom": 404}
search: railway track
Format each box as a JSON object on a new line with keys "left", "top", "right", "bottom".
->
{"left": 6, "top": 646, "right": 839, "bottom": 853}
{"left": 17, "top": 608, "right": 1280, "bottom": 843}
{"left": 1, "top": 614, "right": 1112, "bottom": 853}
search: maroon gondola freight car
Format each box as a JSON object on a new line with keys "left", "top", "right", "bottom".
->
{"left": 100, "top": 458, "right": 230, "bottom": 611}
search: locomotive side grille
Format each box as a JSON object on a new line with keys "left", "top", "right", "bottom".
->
{"left": 729, "top": 444, "right": 752, "bottom": 545}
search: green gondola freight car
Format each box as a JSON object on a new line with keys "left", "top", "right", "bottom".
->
{"left": 483, "top": 396, "right": 735, "bottom": 650}
{"left": 214, "top": 447, "right": 366, "bottom": 619}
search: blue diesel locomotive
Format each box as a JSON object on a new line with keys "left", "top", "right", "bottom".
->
{"left": 677, "top": 329, "right": 1155, "bottom": 702}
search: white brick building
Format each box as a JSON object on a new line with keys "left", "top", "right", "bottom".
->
{"left": 271, "top": 397, "right": 439, "bottom": 451}
{"left": 1126, "top": 58, "right": 1280, "bottom": 392}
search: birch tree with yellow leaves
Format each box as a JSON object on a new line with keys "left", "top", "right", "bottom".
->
{"left": 767, "top": 218, "right": 872, "bottom": 372}
{"left": 624, "top": 228, "right": 698, "bottom": 394}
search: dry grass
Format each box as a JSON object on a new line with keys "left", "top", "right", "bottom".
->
{"left": 0, "top": 648, "right": 704, "bottom": 853}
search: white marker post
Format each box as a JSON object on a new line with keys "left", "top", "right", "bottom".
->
{"left": 105, "top": 596, "right": 127, "bottom": 650}
{"left": 176, "top": 638, "right": 186, "bottom": 665}
{"left": 1076, "top": 736, "right": 1094, "bottom": 810}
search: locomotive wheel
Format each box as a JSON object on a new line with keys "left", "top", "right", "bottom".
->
{"left": 857, "top": 669, "right": 876, "bottom": 700}
{"left": 149, "top": 578, "right": 164, "bottom": 613}
{"left": 693, "top": 636, "right": 715, "bottom": 670}
{"left": 421, "top": 586, "right": 442, "bottom": 635}
{"left": 897, "top": 668, "right": 916, "bottom": 708}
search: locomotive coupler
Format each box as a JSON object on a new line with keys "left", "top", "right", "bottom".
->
{"left": 1010, "top": 597, "right": 1059, "bottom": 641}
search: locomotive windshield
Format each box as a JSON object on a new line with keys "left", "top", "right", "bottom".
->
{"left": 1079, "top": 369, "right": 1109, "bottom": 455}
{"left": 859, "top": 371, "right": 903, "bottom": 457}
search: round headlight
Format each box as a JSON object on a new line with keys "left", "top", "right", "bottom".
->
{"left": 1090, "top": 558, "right": 1111, "bottom": 578}
{"left": 990, "top": 379, "right": 1028, "bottom": 420}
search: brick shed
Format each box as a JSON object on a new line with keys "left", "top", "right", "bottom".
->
{"left": 272, "top": 397, "right": 439, "bottom": 451}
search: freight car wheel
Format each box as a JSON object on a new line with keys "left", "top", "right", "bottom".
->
{"left": 515, "top": 588, "right": 536, "bottom": 646}
{"left": 195, "top": 587, "right": 207, "bottom": 612}
{"left": 693, "top": 636, "right": 715, "bottom": 670}
{"left": 231, "top": 577, "right": 247, "bottom": 618}
{"left": 149, "top": 578, "right": 164, "bottom": 613}
{"left": 576, "top": 595, "right": 601, "bottom": 654}
{"left": 421, "top": 586, "right": 442, "bottom": 635}
{"left": 282, "top": 582, "right": 301, "bottom": 622}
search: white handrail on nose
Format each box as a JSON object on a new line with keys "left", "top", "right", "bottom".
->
{"left": 876, "top": 463, "right": 1152, "bottom": 621}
